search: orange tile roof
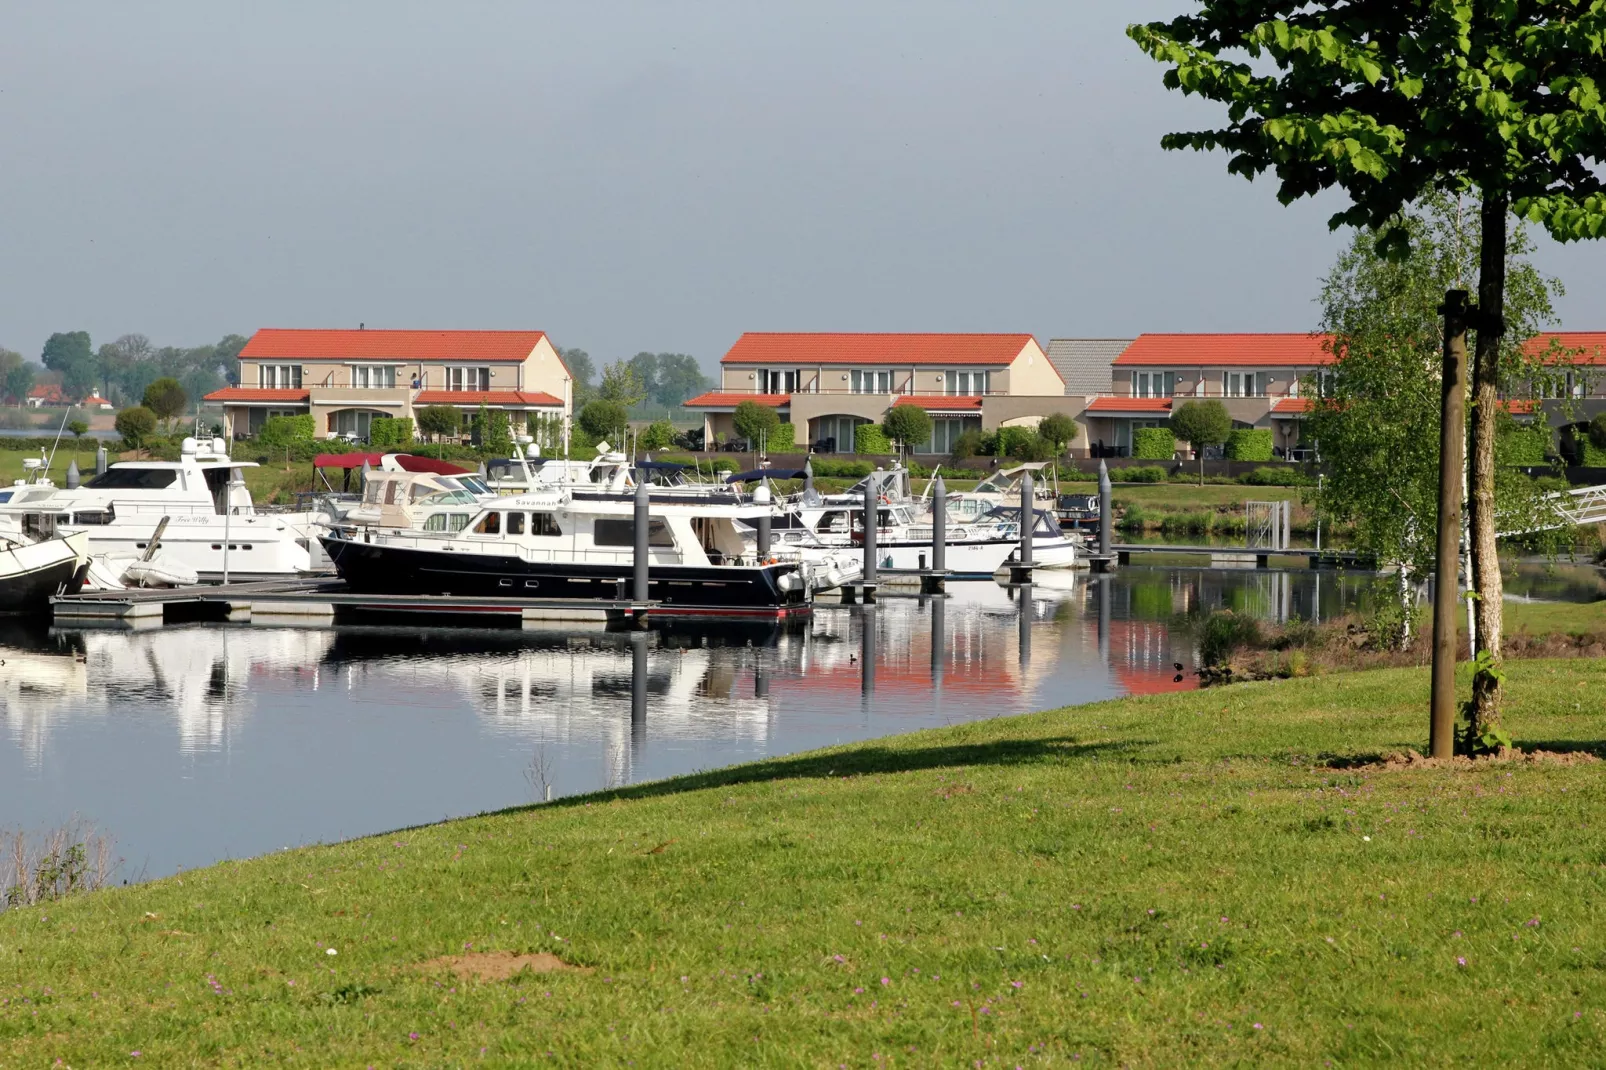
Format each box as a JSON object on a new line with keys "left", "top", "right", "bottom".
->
{"left": 720, "top": 332, "right": 1035, "bottom": 366}
{"left": 1500, "top": 399, "right": 1539, "bottom": 415}
{"left": 414, "top": 390, "right": 562, "bottom": 407}
{"left": 1115, "top": 333, "right": 1335, "bottom": 367}
{"left": 892, "top": 395, "right": 984, "bottom": 411}
{"left": 1086, "top": 396, "right": 1173, "bottom": 413}
{"left": 682, "top": 392, "right": 792, "bottom": 409}
{"left": 204, "top": 387, "right": 312, "bottom": 403}
{"left": 239, "top": 329, "right": 551, "bottom": 363}
{"left": 82, "top": 394, "right": 111, "bottom": 405}
{"left": 27, "top": 384, "right": 65, "bottom": 402}
{"left": 1526, "top": 332, "right": 1606, "bottom": 364}
{"left": 1271, "top": 397, "right": 1312, "bottom": 414}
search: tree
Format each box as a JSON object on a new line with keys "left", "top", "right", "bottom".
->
{"left": 1129, "top": 3, "right": 1606, "bottom": 739}
{"left": 142, "top": 377, "right": 188, "bottom": 430}
{"left": 732, "top": 399, "right": 781, "bottom": 448}
{"left": 67, "top": 419, "right": 89, "bottom": 445}
{"left": 99, "top": 334, "right": 152, "bottom": 401}
{"left": 649, "top": 353, "right": 712, "bottom": 407}
{"left": 1037, "top": 413, "right": 1078, "bottom": 453}
{"left": 599, "top": 360, "right": 647, "bottom": 408}
{"left": 4, "top": 359, "right": 35, "bottom": 407}
{"left": 0, "top": 348, "right": 23, "bottom": 404}
{"left": 114, "top": 406, "right": 157, "bottom": 450}
{"left": 1307, "top": 194, "right": 1566, "bottom": 648}
{"left": 882, "top": 405, "right": 933, "bottom": 452}
{"left": 578, "top": 399, "right": 629, "bottom": 442}
{"left": 415, "top": 404, "right": 461, "bottom": 443}
{"left": 214, "top": 334, "right": 249, "bottom": 369}
{"left": 559, "top": 348, "right": 595, "bottom": 404}
{"left": 41, "top": 331, "right": 96, "bottom": 400}
{"left": 640, "top": 420, "right": 677, "bottom": 450}
{"left": 1168, "top": 401, "right": 1231, "bottom": 485}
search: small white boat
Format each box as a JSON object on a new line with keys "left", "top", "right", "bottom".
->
{"left": 0, "top": 530, "right": 91, "bottom": 613}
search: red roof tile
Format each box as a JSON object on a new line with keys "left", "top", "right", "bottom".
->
{"left": 1525, "top": 332, "right": 1606, "bottom": 364}
{"left": 240, "top": 329, "right": 552, "bottom": 363}
{"left": 892, "top": 395, "right": 984, "bottom": 411}
{"left": 1086, "top": 396, "right": 1173, "bottom": 413}
{"left": 27, "top": 384, "right": 65, "bottom": 402}
{"left": 82, "top": 394, "right": 111, "bottom": 405}
{"left": 204, "top": 387, "right": 312, "bottom": 403}
{"left": 414, "top": 390, "right": 562, "bottom": 407}
{"left": 720, "top": 333, "right": 1036, "bottom": 367}
{"left": 682, "top": 392, "right": 792, "bottom": 409}
{"left": 1114, "top": 334, "right": 1335, "bottom": 367}
{"left": 1271, "top": 397, "right": 1312, "bottom": 414}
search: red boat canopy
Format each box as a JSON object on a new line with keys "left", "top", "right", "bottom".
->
{"left": 311, "top": 452, "right": 472, "bottom": 475}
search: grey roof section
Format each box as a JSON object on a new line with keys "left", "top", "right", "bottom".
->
{"left": 1046, "top": 338, "right": 1130, "bottom": 396}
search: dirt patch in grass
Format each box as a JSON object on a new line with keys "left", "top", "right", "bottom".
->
{"left": 417, "top": 951, "right": 589, "bottom": 981}
{"left": 1349, "top": 748, "right": 1601, "bottom": 771}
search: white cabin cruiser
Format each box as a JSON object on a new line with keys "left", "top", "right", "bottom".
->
{"left": 0, "top": 437, "right": 316, "bottom": 582}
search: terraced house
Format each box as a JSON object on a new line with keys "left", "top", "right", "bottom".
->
{"left": 683, "top": 332, "right": 1068, "bottom": 453}
{"left": 1081, "top": 333, "right": 1335, "bottom": 458}
{"left": 204, "top": 328, "right": 573, "bottom": 441}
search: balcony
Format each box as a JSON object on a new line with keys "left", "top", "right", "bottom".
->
{"left": 306, "top": 385, "right": 413, "bottom": 409}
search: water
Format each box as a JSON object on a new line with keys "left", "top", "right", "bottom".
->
{"left": 0, "top": 567, "right": 1397, "bottom": 879}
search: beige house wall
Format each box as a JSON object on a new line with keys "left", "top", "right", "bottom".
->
{"left": 991, "top": 339, "right": 1063, "bottom": 396}
{"left": 237, "top": 339, "right": 570, "bottom": 406}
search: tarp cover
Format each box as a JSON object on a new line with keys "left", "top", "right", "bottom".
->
{"left": 725, "top": 468, "right": 809, "bottom": 483}
{"left": 312, "top": 452, "right": 471, "bottom": 475}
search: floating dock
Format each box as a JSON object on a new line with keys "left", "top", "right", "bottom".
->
{"left": 1111, "top": 544, "right": 1376, "bottom": 570}
{"left": 51, "top": 578, "right": 655, "bottom": 629}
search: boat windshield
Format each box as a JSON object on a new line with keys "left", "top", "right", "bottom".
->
{"left": 417, "top": 490, "right": 479, "bottom": 507}
{"left": 454, "top": 476, "right": 491, "bottom": 495}
{"left": 83, "top": 468, "right": 178, "bottom": 490}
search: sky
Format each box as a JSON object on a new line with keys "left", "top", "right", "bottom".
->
{"left": 1, "top": 1, "right": 1600, "bottom": 377}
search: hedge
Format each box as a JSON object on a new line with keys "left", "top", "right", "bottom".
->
{"left": 993, "top": 426, "right": 1037, "bottom": 458}
{"left": 1497, "top": 424, "right": 1552, "bottom": 466}
{"left": 1116, "top": 465, "right": 1169, "bottom": 483}
{"left": 1224, "top": 428, "right": 1275, "bottom": 461}
{"left": 1131, "top": 427, "right": 1176, "bottom": 460}
{"left": 1240, "top": 465, "right": 1310, "bottom": 487}
{"left": 369, "top": 417, "right": 415, "bottom": 450}
{"left": 258, "top": 414, "right": 315, "bottom": 448}
{"left": 1581, "top": 440, "right": 1606, "bottom": 467}
{"left": 765, "top": 422, "right": 796, "bottom": 452}
{"left": 854, "top": 424, "right": 892, "bottom": 454}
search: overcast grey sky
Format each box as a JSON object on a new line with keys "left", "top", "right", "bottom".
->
{"left": 2, "top": 1, "right": 1598, "bottom": 374}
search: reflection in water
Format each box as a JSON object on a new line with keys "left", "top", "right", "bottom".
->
{"left": 2, "top": 567, "right": 1407, "bottom": 879}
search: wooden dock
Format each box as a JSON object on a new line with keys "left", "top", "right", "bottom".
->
{"left": 1112, "top": 544, "right": 1376, "bottom": 570}
{"left": 51, "top": 578, "right": 655, "bottom": 629}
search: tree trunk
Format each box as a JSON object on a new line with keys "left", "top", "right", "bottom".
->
{"left": 1467, "top": 194, "right": 1507, "bottom": 740}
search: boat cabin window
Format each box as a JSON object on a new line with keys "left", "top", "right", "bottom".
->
{"left": 531, "top": 512, "right": 560, "bottom": 536}
{"left": 72, "top": 510, "right": 114, "bottom": 525}
{"left": 594, "top": 518, "right": 674, "bottom": 547}
{"left": 384, "top": 481, "right": 399, "bottom": 505}
{"left": 506, "top": 512, "right": 525, "bottom": 535}
{"left": 0, "top": 491, "right": 11, "bottom": 504}
{"left": 84, "top": 468, "right": 178, "bottom": 490}
{"left": 472, "top": 511, "right": 501, "bottom": 535}
{"left": 425, "top": 513, "right": 473, "bottom": 533}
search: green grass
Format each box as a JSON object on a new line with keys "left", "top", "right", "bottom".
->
{"left": 0, "top": 447, "right": 100, "bottom": 488}
{"left": 6, "top": 661, "right": 1606, "bottom": 1065}
{"left": 1506, "top": 599, "right": 1606, "bottom": 638}
{"left": 1068, "top": 481, "right": 1303, "bottom": 509}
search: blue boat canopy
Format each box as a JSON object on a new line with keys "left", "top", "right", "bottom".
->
{"left": 725, "top": 468, "right": 809, "bottom": 484}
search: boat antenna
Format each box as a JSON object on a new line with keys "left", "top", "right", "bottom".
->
{"left": 43, "top": 407, "right": 70, "bottom": 478}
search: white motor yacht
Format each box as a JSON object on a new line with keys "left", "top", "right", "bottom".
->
{"left": 0, "top": 437, "right": 316, "bottom": 582}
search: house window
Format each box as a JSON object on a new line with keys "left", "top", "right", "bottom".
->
{"left": 258, "top": 365, "right": 302, "bottom": 389}
{"left": 447, "top": 367, "right": 491, "bottom": 392}
{"left": 1133, "top": 371, "right": 1176, "bottom": 398}
{"left": 350, "top": 365, "right": 397, "bottom": 389}
{"left": 922, "top": 416, "right": 981, "bottom": 454}
{"left": 1222, "top": 372, "right": 1269, "bottom": 397}
{"left": 761, "top": 370, "right": 797, "bottom": 394}
{"left": 850, "top": 370, "right": 892, "bottom": 394}
{"left": 943, "top": 371, "right": 989, "bottom": 396}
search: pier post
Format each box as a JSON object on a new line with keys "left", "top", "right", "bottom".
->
{"left": 633, "top": 480, "right": 650, "bottom": 602}
{"left": 930, "top": 594, "right": 945, "bottom": 690}
{"left": 65, "top": 459, "right": 80, "bottom": 490}
{"left": 1091, "top": 459, "right": 1117, "bottom": 573}
{"left": 1096, "top": 573, "right": 1111, "bottom": 665}
{"left": 754, "top": 480, "right": 772, "bottom": 558}
{"left": 95, "top": 445, "right": 108, "bottom": 477}
{"left": 1280, "top": 499, "right": 1291, "bottom": 551}
{"left": 926, "top": 474, "right": 947, "bottom": 593}
{"left": 1018, "top": 583, "right": 1032, "bottom": 665}
{"left": 861, "top": 477, "right": 878, "bottom": 599}
{"left": 630, "top": 630, "right": 648, "bottom": 748}
{"left": 860, "top": 605, "right": 876, "bottom": 697}
{"left": 1009, "top": 471, "right": 1034, "bottom": 583}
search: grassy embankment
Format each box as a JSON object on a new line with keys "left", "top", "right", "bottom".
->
{"left": 5, "top": 660, "right": 1606, "bottom": 1065}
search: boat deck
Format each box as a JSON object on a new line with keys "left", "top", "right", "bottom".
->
{"left": 51, "top": 578, "right": 658, "bottom": 629}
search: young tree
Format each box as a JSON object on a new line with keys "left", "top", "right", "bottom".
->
{"left": 649, "top": 353, "right": 713, "bottom": 407}
{"left": 415, "top": 404, "right": 461, "bottom": 443}
{"left": 1307, "top": 194, "right": 1566, "bottom": 649}
{"left": 1168, "top": 400, "right": 1231, "bottom": 485}
{"left": 732, "top": 399, "right": 781, "bottom": 449}
{"left": 0, "top": 348, "right": 23, "bottom": 404}
{"left": 142, "top": 377, "right": 188, "bottom": 430}
{"left": 882, "top": 405, "right": 933, "bottom": 453}
{"left": 67, "top": 419, "right": 89, "bottom": 444}
{"left": 41, "top": 331, "right": 97, "bottom": 400}
{"left": 114, "top": 406, "right": 157, "bottom": 451}
{"left": 599, "top": 360, "right": 647, "bottom": 408}
{"left": 4, "top": 359, "right": 35, "bottom": 407}
{"left": 640, "top": 419, "right": 677, "bottom": 450}
{"left": 1037, "top": 413, "right": 1078, "bottom": 453}
{"left": 1130, "top": 2, "right": 1606, "bottom": 736}
{"left": 578, "top": 399, "right": 629, "bottom": 442}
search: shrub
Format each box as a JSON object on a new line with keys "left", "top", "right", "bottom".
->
{"left": 640, "top": 420, "right": 677, "bottom": 450}
{"left": 113, "top": 406, "right": 157, "bottom": 449}
{"left": 993, "top": 426, "right": 1037, "bottom": 458}
{"left": 732, "top": 400, "right": 781, "bottom": 446}
{"left": 854, "top": 424, "right": 892, "bottom": 454}
{"left": 415, "top": 405, "right": 461, "bottom": 442}
{"left": 882, "top": 405, "right": 933, "bottom": 451}
{"left": 1589, "top": 412, "right": 1606, "bottom": 450}
{"left": 258, "top": 414, "right": 315, "bottom": 448}
{"left": 810, "top": 459, "right": 873, "bottom": 478}
{"left": 1007, "top": 431, "right": 1058, "bottom": 462}
{"left": 1240, "top": 465, "right": 1307, "bottom": 486}
{"left": 764, "top": 421, "right": 796, "bottom": 452}
{"left": 1224, "top": 427, "right": 1275, "bottom": 461}
{"left": 1582, "top": 439, "right": 1606, "bottom": 467}
{"left": 579, "top": 400, "right": 629, "bottom": 441}
{"left": 1496, "top": 422, "right": 1552, "bottom": 466}
{"left": 1131, "top": 427, "right": 1177, "bottom": 460}
{"left": 1117, "top": 465, "right": 1168, "bottom": 483}
{"left": 1196, "top": 610, "right": 1264, "bottom": 668}
{"left": 369, "top": 417, "right": 414, "bottom": 450}
{"left": 1037, "top": 412, "right": 1078, "bottom": 450}
{"left": 1116, "top": 502, "right": 1150, "bottom": 531}
{"left": 952, "top": 428, "right": 987, "bottom": 460}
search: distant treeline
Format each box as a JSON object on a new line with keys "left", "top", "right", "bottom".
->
{"left": 0, "top": 332, "right": 244, "bottom": 410}
{"left": 559, "top": 348, "right": 713, "bottom": 413}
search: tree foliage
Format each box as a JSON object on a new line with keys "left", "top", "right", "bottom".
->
{"left": 114, "top": 406, "right": 157, "bottom": 449}
{"left": 882, "top": 405, "right": 933, "bottom": 450}
{"left": 578, "top": 399, "right": 629, "bottom": 442}
{"left": 626, "top": 352, "right": 714, "bottom": 408}
{"left": 559, "top": 348, "right": 595, "bottom": 393}
{"left": 1168, "top": 400, "right": 1231, "bottom": 451}
{"left": 640, "top": 419, "right": 677, "bottom": 450}
{"left": 3, "top": 357, "right": 35, "bottom": 406}
{"left": 1037, "top": 413, "right": 1078, "bottom": 450}
{"left": 42, "top": 331, "right": 96, "bottom": 399}
{"left": 142, "top": 377, "right": 188, "bottom": 426}
{"left": 415, "top": 405, "right": 461, "bottom": 442}
{"left": 732, "top": 400, "right": 781, "bottom": 446}
{"left": 598, "top": 360, "right": 647, "bottom": 408}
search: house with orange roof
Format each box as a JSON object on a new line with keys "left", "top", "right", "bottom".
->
{"left": 1083, "top": 333, "right": 1335, "bottom": 458}
{"left": 683, "top": 332, "right": 1070, "bottom": 453}
{"left": 204, "top": 329, "right": 572, "bottom": 441}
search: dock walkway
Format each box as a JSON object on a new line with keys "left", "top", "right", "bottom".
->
{"left": 1111, "top": 544, "right": 1376, "bottom": 570}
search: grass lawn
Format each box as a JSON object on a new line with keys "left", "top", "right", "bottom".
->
{"left": 5, "top": 661, "right": 1606, "bottom": 1065}
{"left": 1506, "top": 599, "right": 1606, "bottom": 638}
{"left": 0, "top": 447, "right": 100, "bottom": 488}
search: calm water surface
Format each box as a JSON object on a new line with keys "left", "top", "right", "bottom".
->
{"left": 0, "top": 565, "right": 1509, "bottom": 880}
